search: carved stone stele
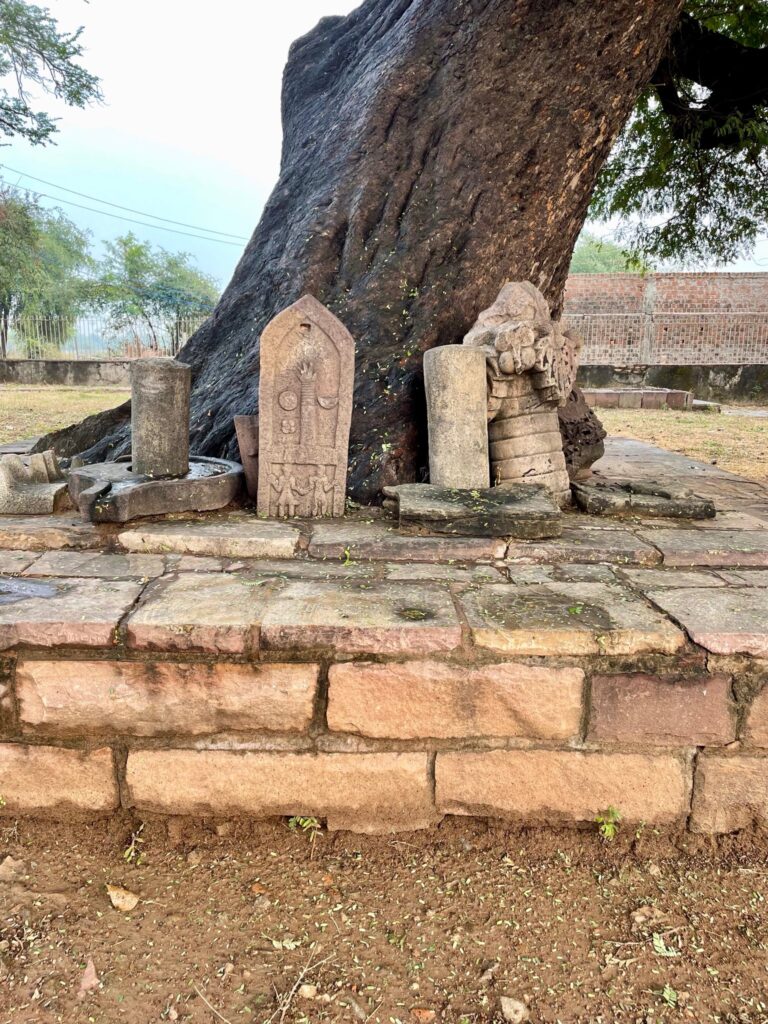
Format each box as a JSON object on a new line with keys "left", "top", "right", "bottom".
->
{"left": 257, "top": 295, "right": 355, "bottom": 518}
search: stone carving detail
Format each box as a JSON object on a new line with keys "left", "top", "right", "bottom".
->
{"left": 258, "top": 295, "right": 355, "bottom": 518}
{"left": 0, "top": 450, "right": 70, "bottom": 514}
{"left": 463, "top": 282, "right": 581, "bottom": 506}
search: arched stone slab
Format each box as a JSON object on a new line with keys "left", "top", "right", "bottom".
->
{"left": 258, "top": 295, "right": 355, "bottom": 519}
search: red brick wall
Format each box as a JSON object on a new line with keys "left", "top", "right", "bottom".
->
{"left": 564, "top": 273, "right": 768, "bottom": 364}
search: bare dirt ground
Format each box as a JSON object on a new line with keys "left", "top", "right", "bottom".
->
{"left": 0, "top": 386, "right": 129, "bottom": 445}
{"left": 1, "top": 816, "right": 767, "bottom": 1024}
{"left": 600, "top": 409, "right": 768, "bottom": 483}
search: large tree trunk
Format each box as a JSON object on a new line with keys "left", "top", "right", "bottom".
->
{"left": 60, "top": 0, "right": 682, "bottom": 501}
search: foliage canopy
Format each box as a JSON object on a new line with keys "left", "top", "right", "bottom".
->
{"left": 592, "top": 0, "right": 768, "bottom": 264}
{"left": 0, "top": 0, "right": 101, "bottom": 145}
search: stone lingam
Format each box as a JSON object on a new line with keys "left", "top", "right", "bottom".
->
{"left": 69, "top": 358, "right": 243, "bottom": 523}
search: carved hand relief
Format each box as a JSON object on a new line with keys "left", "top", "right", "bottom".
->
{"left": 258, "top": 295, "right": 354, "bottom": 518}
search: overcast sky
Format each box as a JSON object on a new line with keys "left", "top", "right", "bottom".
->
{"left": 2, "top": 0, "right": 766, "bottom": 287}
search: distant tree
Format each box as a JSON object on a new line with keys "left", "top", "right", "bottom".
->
{"left": 90, "top": 234, "right": 219, "bottom": 351}
{"left": 0, "top": 0, "right": 101, "bottom": 145}
{"left": 0, "top": 187, "right": 91, "bottom": 355}
{"left": 569, "top": 233, "right": 651, "bottom": 274}
{"left": 592, "top": 1, "right": 768, "bottom": 264}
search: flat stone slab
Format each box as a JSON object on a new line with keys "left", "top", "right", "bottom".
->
{"left": 24, "top": 550, "right": 165, "bottom": 580}
{"left": 119, "top": 518, "right": 301, "bottom": 559}
{"left": 260, "top": 580, "right": 462, "bottom": 655}
{"left": 718, "top": 570, "right": 768, "bottom": 586}
{"left": 0, "top": 576, "right": 143, "bottom": 650}
{"left": 383, "top": 482, "right": 561, "bottom": 539}
{"left": 459, "top": 581, "right": 685, "bottom": 655}
{"left": 638, "top": 528, "right": 768, "bottom": 567}
{"left": 646, "top": 586, "right": 768, "bottom": 656}
{"left": 573, "top": 478, "right": 715, "bottom": 520}
{"left": 308, "top": 522, "right": 506, "bottom": 563}
{"left": 0, "top": 550, "right": 39, "bottom": 574}
{"left": 125, "top": 573, "right": 282, "bottom": 654}
{"left": 384, "top": 563, "right": 504, "bottom": 583}
{"left": 619, "top": 568, "right": 726, "bottom": 589}
{"left": 0, "top": 515, "right": 102, "bottom": 551}
{"left": 506, "top": 525, "right": 660, "bottom": 566}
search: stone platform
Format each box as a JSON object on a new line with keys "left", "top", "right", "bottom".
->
{"left": 0, "top": 439, "right": 766, "bottom": 835}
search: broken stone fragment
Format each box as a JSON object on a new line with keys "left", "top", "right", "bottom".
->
{"left": 0, "top": 450, "right": 70, "bottom": 515}
{"left": 571, "top": 478, "right": 716, "bottom": 519}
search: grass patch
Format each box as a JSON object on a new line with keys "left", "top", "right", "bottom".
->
{"left": 0, "top": 385, "right": 129, "bottom": 445}
{"left": 600, "top": 408, "right": 768, "bottom": 482}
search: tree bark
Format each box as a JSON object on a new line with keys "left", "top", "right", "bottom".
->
{"left": 57, "top": 0, "right": 683, "bottom": 501}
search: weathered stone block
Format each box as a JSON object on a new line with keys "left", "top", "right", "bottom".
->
{"left": 745, "top": 685, "right": 768, "bottom": 746}
{"left": 423, "top": 346, "right": 489, "bottom": 489}
{"left": 0, "top": 550, "right": 39, "bottom": 574}
{"left": 639, "top": 529, "right": 768, "bottom": 567}
{"left": 308, "top": 521, "right": 505, "bottom": 563}
{"left": 126, "top": 750, "right": 439, "bottom": 833}
{"left": 0, "top": 515, "right": 102, "bottom": 551}
{"left": 691, "top": 755, "right": 768, "bottom": 832}
{"left": 260, "top": 580, "right": 461, "bottom": 655}
{"left": 506, "top": 526, "right": 660, "bottom": 566}
{"left": 16, "top": 660, "right": 319, "bottom": 737}
{"left": 460, "top": 582, "right": 684, "bottom": 656}
{"left": 25, "top": 550, "right": 165, "bottom": 579}
{"left": 327, "top": 660, "right": 583, "bottom": 739}
{"left": 0, "top": 743, "right": 118, "bottom": 815}
{"left": 589, "top": 673, "right": 735, "bottom": 745}
{"left": 0, "top": 576, "right": 143, "bottom": 651}
{"left": 119, "top": 518, "right": 301, "bottom": 559}
{"left": 436, "top": 750, "right": 690, "bottom": 823}
{"left": 646, "top": 587, "right": 768, "bottom": 657}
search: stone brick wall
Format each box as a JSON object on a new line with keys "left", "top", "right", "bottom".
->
{"left": 565, "top": 272, "right": 768, "bottom": 365}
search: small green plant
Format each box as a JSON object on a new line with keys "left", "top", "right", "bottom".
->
{"left": 288, "top": 816, "right": 323, "bottom": 857}
{"left": 661, "top": 983, "right": 678, "bottom": 1007}
{"left": 595, "top": 806, "right": 621, "bottom": 841}
{"left": 341, "top": 546, "right": 354, "bottom": 567}
{"left": 123, "top": 823, "right": 145, "bottom": 866}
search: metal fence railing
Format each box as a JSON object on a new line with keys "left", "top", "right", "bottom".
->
{"left": 568, "top": 311, "right": 768, "bottom": 366}
{"left": 0, "top": 315, "right": 209, "bottom": 361}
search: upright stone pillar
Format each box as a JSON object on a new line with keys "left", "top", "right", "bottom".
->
{"left": 423, "top": 346, "right": 489, "bottom": 489}
{"left": 131, "top": 358, "right": 191, "bottom": 478}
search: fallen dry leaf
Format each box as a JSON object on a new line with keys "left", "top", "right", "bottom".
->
{"left": 106, "top": 883, "right": 140, "bottom": 912}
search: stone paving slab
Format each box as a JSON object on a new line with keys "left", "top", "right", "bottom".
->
{"left": 618, "top": 568, "right": 727, "bottom": 589}
{"left": 308, "top": 522, "right": 505, "bottom": 563}
{"left": 715, "top": 570, "right": 768, "bottom": 587}
{"left": 507, "top": 564, "right": 617, "bottom": 584}
{"left": 227, "top": 558, "right": 378, "bottom": 580}
{"left": 506, "top": 526, "right": 660, "bottom": 566}
{"left": 0, "top": 576, "right": 143, "bottom": 651}
{"left": 260, "top": 580, "right": 462, "bottom": 655}
{"left": 0, "top": 515, "right": 103, "bottom": 551}
{"left": 383, "top": 563, "right": 504, "bottom": 583}
{"left": 637, "top": 529, "right": 768, "bottom": 567}
{"left": 126, "top": 574, "right": 282, "bottom": 654}
{"left": 119, "top": 518, "right": 301, "bottom": 559}
{"left": 0, "top": 550, "right": 39, "bottom": 574}
{"left": 646, "top": 587, "right": 768, "bottom": 657}
{"left": 459, "top": 582, "right": 685, "bottom": 656}
{"left": 23, "top": 550, "right": 165, "bottom": 580}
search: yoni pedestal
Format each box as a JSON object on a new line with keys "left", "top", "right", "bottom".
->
{"left": 257, "top": 295, "right": 355, "bottom": 519}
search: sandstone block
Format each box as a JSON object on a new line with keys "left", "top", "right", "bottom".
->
{"left": 125, "top": 574, "right": 281, "bottom": 654}
{"left": 0, "top": 576, "right": 143, "bottom": 651}
{"left": 436, "top": 750, "right": 690, "bottom": 823}
{"left": 691, "top": 755, "right": 768, "bottom": 832}
{"left": 260, "top": 580, "right": 461, "bottom": 655}
{"left": 0, "top": 743, "right": 118, "bottom": 815}
{"left": 119, "top": 518, "right": 301, "bottom": 559}
{"left": 646, "top": 587, "right": 768, "bottom": 657}
{"left": 506, "top": 526, "right": 660, "bottom": 566}
{"left": 16, "top": 660, "right": 319, "bottom": 737}
{"left": 589, "top": 673, "right": 735, "bottom": 745}
{"left": 308, "top": 521, "right": 505, "bottom": 563}
{"left": 131, "top": 357, "right": 191, "bottom": 478}
{"left": 638, "top": 529, "right": 768, "bottom": 567}
{"left": 745, "top": 685, "right": 768, "bottom": 746}
{"left": 0, "top": 550, "right": 39, "bottom": 574}
{"left": 423, "top": 345, "right": 489, "bottom": 489}
{"left": 126, "top": 750, "right": 439, "bottom": 833}
{"left": 327, "top": 660, "right": 583, "bottom": 739}
{"left": 0, "top": 515, "right": 102, "bottom": 551}
{"left": 25, "top": 550, "right": 165, "bottom": 579}
{"left": 459, "top": 582, "right": 684, "bottom": 656}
